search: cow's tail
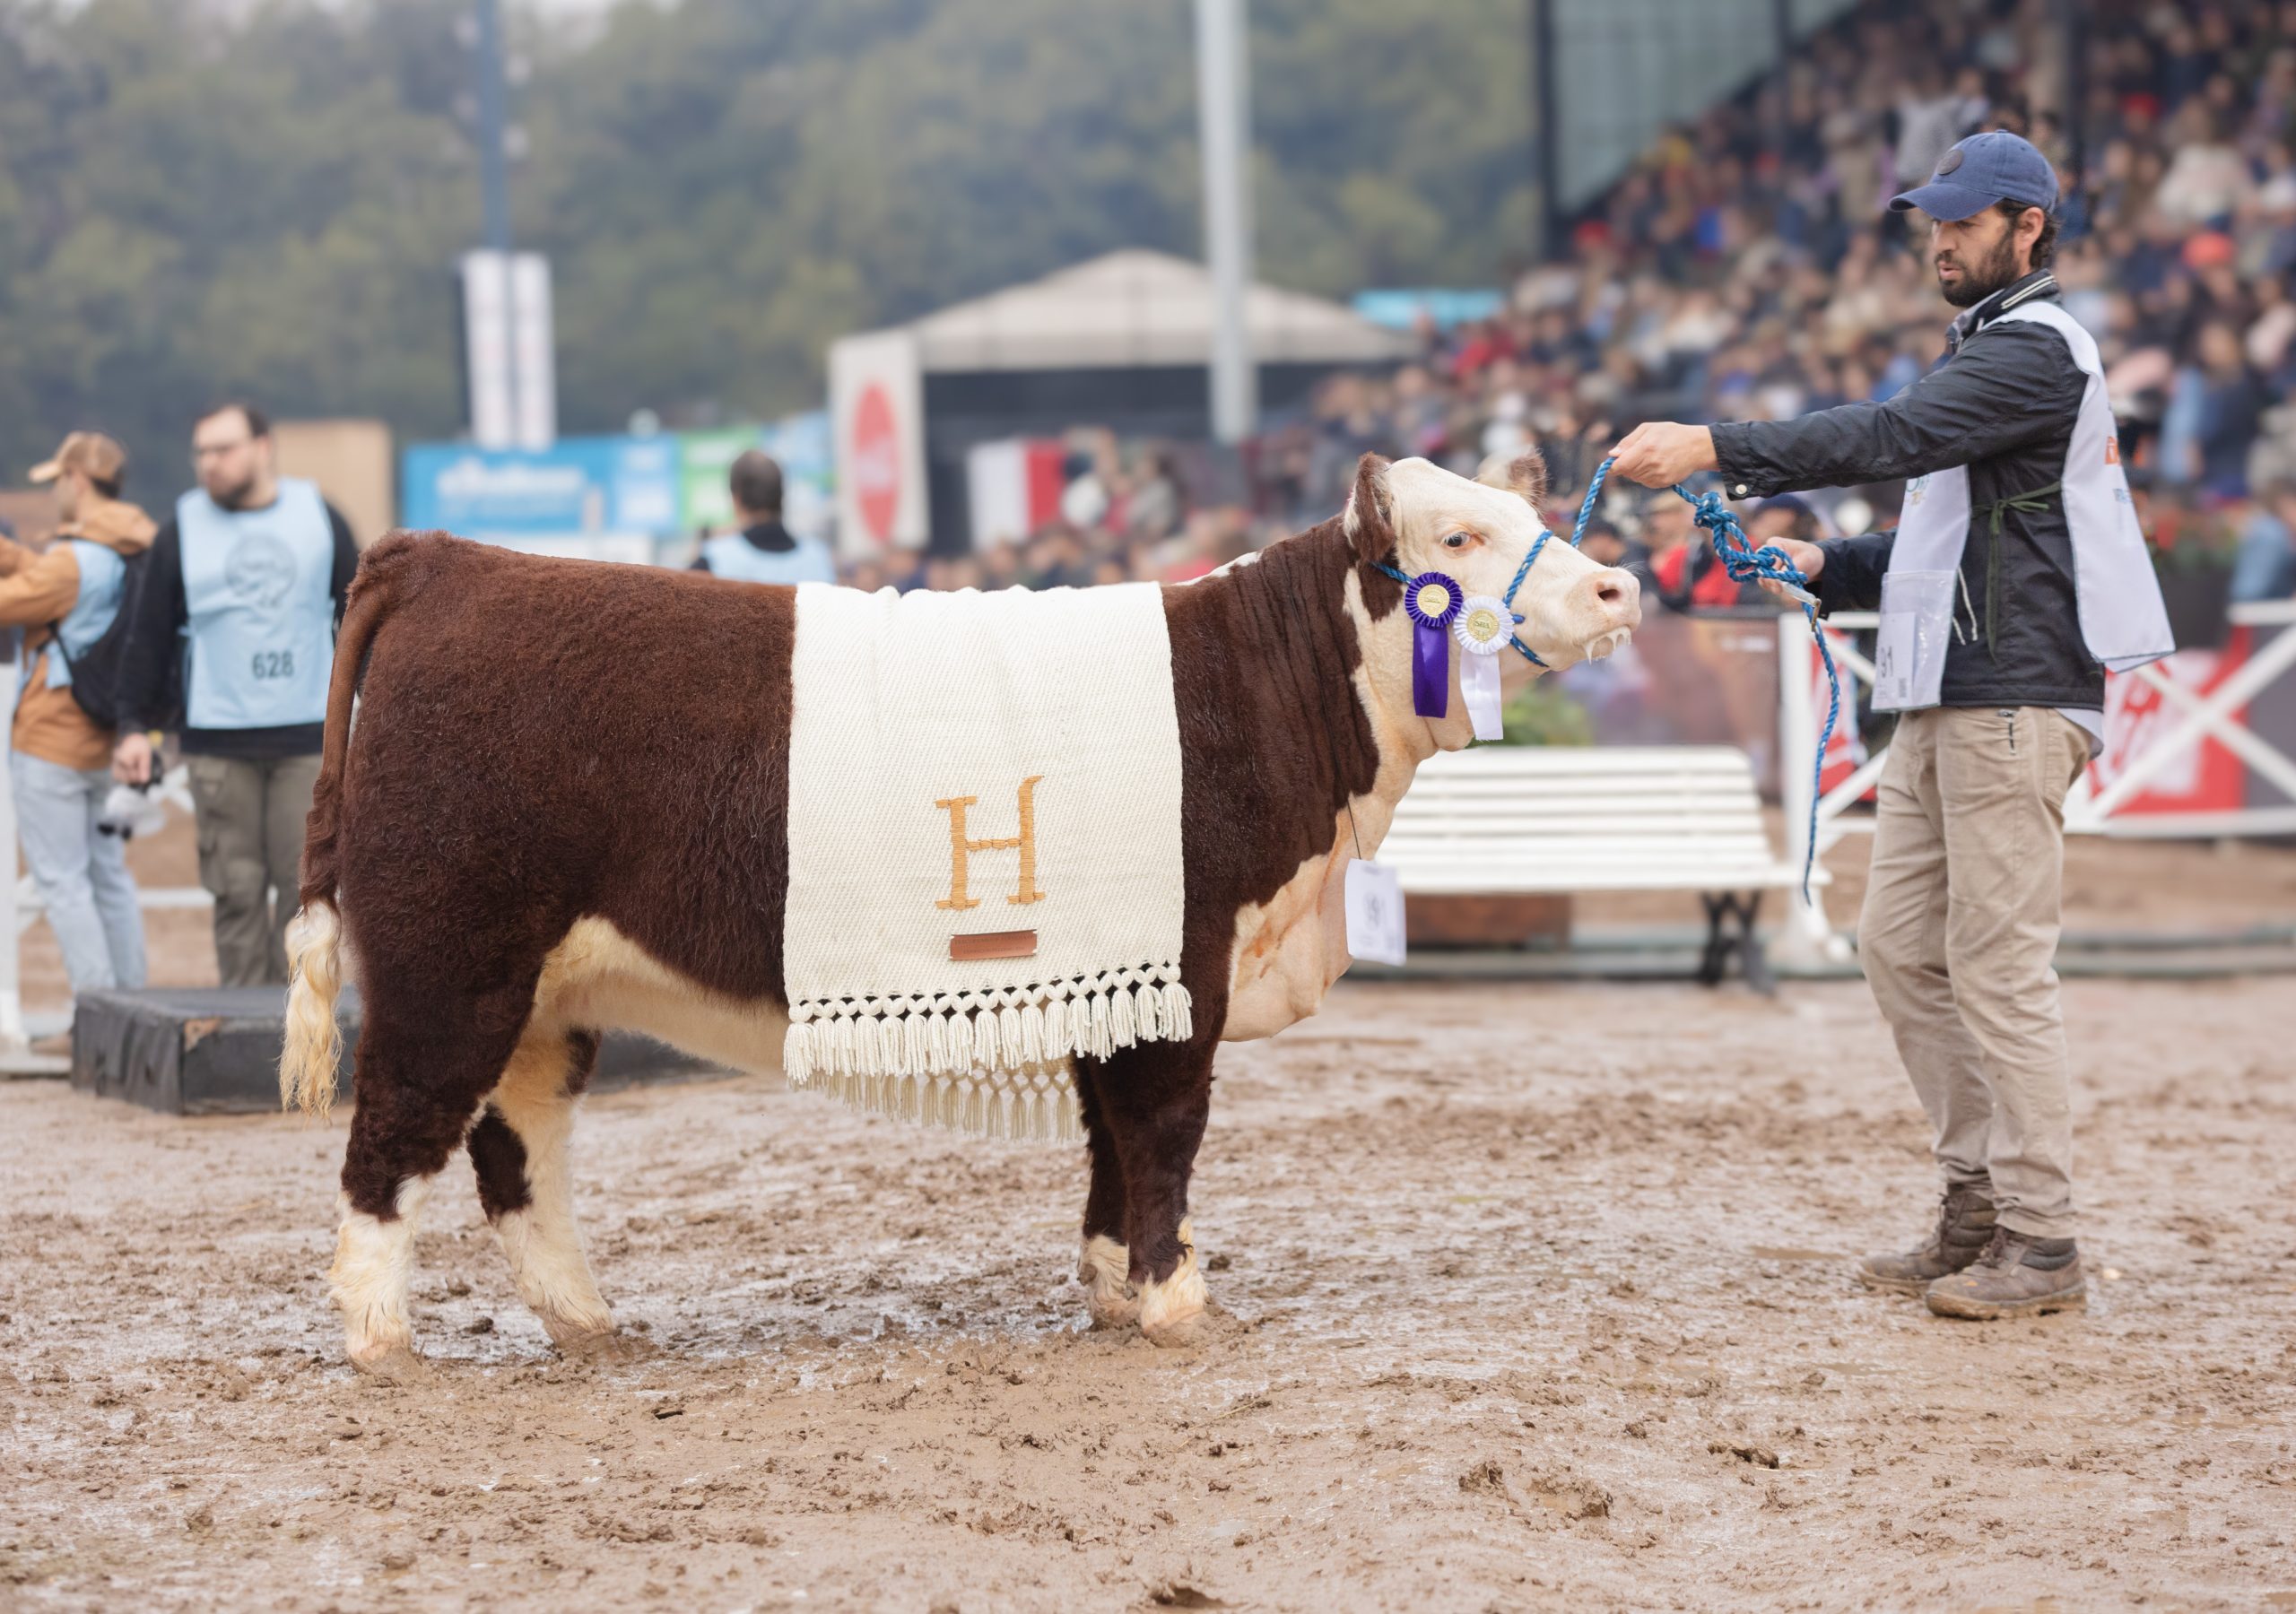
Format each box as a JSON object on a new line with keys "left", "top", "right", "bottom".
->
{"left": 282, "top": 539, "right": 405, "bottom": 1119}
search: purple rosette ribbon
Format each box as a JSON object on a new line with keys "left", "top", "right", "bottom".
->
{"left": 1401, "top": 570, "right": 1464, "bottom": 718}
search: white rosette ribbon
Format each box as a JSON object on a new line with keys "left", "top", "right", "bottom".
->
{"left": 1451, "top": 594, "right": 1515, "bottom": 741}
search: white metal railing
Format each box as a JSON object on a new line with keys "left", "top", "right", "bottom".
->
{"left": 1776, "top": 598, "right": 2296, "bottom": 956}
{"left": 2063, "top": 599, "right": 2296, "bottom": 837}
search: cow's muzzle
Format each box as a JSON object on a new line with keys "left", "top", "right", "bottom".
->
{"left": 1572, "top": 567, "right": 1642, "bottom": 661}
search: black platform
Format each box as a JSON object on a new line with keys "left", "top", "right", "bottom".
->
{"left": 69, "top": 985, "right": 709, "bottom": 1115}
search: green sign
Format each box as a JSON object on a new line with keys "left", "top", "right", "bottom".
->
{"left": 678, "top": 427, "right": 761, "bottom": 532}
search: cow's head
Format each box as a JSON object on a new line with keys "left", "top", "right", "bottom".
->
{"left": 1344, "top": 452, "right": 1640, "bottom": 710}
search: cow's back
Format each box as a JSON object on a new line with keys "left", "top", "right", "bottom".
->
{"left": 338, "top": 534, "right": 796, "bottom": 1012}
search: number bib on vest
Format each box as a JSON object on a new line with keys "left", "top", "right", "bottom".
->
{"left": 177, "top": 478, "right": 335, "bottom": 730}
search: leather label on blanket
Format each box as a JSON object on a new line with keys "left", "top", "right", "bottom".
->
{"left": 949, "top": 930, "right": 1039, "bottom": 961}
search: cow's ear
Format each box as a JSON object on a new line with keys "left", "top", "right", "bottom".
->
{"left": 1342, "top": 453, "right": 1396, "bottom": 561}
{"left": 1476, "top": 447, "right": 1549, "bottom": 511}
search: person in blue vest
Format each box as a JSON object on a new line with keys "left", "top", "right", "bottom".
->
{"left": 691, "top": 450, "right": 834, "bottom": 585}
{"left": 0, "top": 430, "right": 155, "bottom": 1002}
{"left": 110, "top": 402, "right": 360, "bottom": 987}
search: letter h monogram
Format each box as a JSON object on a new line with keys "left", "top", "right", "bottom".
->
{"left": 935, "top": 776, "right": 1046, "bottom": 911}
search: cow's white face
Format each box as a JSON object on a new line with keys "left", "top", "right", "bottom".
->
{"left": 1345, "top": 454, "right": 1640, "bottom": 693}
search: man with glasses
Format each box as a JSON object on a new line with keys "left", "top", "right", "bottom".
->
{"left": 111, "top": 402, "right": 359, "bottom": 986}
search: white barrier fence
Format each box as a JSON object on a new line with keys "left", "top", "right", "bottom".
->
{"left": 1777, "top": 598, "right": 2296, "bottom": 961}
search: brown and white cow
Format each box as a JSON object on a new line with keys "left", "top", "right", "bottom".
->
{"left": 282, "top": 451, "right": 1639, "bottom": 1377}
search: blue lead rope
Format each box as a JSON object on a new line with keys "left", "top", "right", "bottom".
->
{"left": 1374, "top": 456, "right": 1841, "bottom": 900}
{"left": 1572, "top": 456, "right": 1840, "bottom": 902}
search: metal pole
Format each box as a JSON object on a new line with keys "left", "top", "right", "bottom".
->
{"left": 475, "top": 0, "right": 512, "bottom": 255}
{"left": 1195, "top": 0, "right": 1257, "bottom": 445}
{"left": 1772, "top": 615, "right": 1850, "bottom": 966}
{"left": 1533, "top": 0, "right": 1560, "bottom": 260}
{"left": 474, "top": 0, "right": 519, "bottom": 438}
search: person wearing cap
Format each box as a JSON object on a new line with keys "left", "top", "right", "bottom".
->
{"left": 691, "top": 450, "right": 833, "bottom": 585}
{"left": 109, "top": 402, "right": 359, "bottom": 988}
{"left": 1606, "top": 131, "right": 2173, "bottom": 1322}
{"left": 0, "top": 432, "right": 156, "bottom": 1001}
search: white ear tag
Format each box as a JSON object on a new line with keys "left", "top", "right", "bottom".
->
{"left": 1344, "top": 859, "right": 1407, "bottom": 967}
{"left": 1453, "top": 594, "right": 1512, "bottom": 741}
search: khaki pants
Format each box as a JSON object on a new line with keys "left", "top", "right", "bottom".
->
{"left": 187, "top": 752, "right": 323, "bottom": 988}
{"left": 1857, "top": 706, "right": 2092, "bottom": 1240}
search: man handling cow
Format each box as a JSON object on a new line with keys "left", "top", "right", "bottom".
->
{"left": 1607, "top": 132, "right": 2172, "bottom": 1321}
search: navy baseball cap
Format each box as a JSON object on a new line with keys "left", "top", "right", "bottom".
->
{"left": 1890, "top": 131, "right": 2058, "bottom": 221}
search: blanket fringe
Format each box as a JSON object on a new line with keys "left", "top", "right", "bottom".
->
{"left": 782, "top": 979, "right": 1191, "bottom": 1144}
{"left": 785, "top": 981, "right": 1194, "bottom": 1091}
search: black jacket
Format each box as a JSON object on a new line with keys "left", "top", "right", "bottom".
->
{"left": 114, "top": 497, "right": 359, "bottom": 759}
{"left": 1710, "top": 271, "right": 2104, "bottom": 710}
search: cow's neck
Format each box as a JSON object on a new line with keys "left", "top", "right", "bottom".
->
{"left": 1205, "top": 522, "right": 1465, "bottom": 853}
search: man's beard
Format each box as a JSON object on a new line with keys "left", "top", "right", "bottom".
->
{"left": 210, "top": 473, "right": 259, "bottom": 510}
{"left": 1937, "top": 228, "right": 2022, "bottom": 308}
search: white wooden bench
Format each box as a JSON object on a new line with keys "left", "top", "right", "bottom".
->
{"left": 1379, "top": 746, "right": 1823, "bottom": 990}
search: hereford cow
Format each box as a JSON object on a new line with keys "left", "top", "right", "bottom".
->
{"left": 282, "top": 451, "right": 1640, "bottom": 1378}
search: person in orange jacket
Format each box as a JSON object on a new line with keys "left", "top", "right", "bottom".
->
{"left": 1, "top": 431, "right": 153, "bottom": 998}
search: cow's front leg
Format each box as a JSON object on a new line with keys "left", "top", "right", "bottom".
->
{"left": 1085, "top": 1038, "right": 1215, "bottom": 1347}
{"left": 1071, "top": 1059, "right": 1136, "bottom": 1328}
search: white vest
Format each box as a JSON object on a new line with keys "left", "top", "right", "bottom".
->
{"left": 1873, "top": 298, "right": 2173, "bottom": 712}
{"left": 178, "top": 478, "right": 336, "bottom": 729}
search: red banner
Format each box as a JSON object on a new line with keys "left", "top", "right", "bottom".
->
{"left": 1816, "top": 625, "right": 1866, "bottom": 796}
{"left": 2089, "top": 629, "right": 2252, "bottom": 815}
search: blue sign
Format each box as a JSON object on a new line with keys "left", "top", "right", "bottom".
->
{"left": 400, "top": 435, "right": 680, "bottom": 542}
{"left": 1352, "top": 287, "right": 1506, "bottom": 333}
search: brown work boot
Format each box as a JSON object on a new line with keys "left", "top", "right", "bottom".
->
{"left": 1924, "top": 1226, "right": 2085, "bottom": 1320}
{"left": 1856, "top": 1184, "right": 1996, "bottom": 1295}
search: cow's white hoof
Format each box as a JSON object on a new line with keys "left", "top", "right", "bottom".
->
{"left": 349, "top": 1342, "right": 430, "bottom": 1384}
{"left": 1136, "top": 1219, "right": 1206, "bottom": 1347}
{"left": 1079, "top": 1234, "right": 1138, "bottom": 1329}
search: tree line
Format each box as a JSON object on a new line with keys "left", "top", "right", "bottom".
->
{"left": 0, "top": 0, "right": 1535, "bottom": 494}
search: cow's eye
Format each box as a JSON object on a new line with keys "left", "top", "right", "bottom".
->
{"left": 1442, "top": 532, "right": 1469, "bottom": 549}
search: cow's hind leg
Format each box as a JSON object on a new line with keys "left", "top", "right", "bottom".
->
{"left": 331, "top": 981, "right": 535, "bottom": 1379}
{"left": 1083, "top": 1039, "right": 1215, "bottom": 1347}
{"left": 468, "top": 1026, "right": 619, "bottom": 1353}
{"left": 1071, "top": 1061, "right": 1136, "bottom": 1328}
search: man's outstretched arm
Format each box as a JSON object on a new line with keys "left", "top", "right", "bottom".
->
{"left": 1607, "top": 321, "right": 2082, "bottom": 497}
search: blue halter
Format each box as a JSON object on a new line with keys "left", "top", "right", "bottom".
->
{"left": 1375, "top": 525, "right": 1561, "bottom": 667}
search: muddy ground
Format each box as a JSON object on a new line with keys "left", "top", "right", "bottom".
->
{"left": 4, "top": 968, "right": 2293, "bottom": 1611}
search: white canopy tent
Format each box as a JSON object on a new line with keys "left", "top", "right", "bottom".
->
{"left": 828, "top": 249, "right": 1415, "bottom": 553}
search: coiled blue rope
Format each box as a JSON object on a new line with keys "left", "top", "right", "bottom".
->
{"left": 1574, "top": 456, "right": 1841, "bottom": 903}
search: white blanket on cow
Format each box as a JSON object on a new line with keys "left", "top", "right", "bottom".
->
{"left": 782, "top": 581, "right": 1192, "bottom": 1137}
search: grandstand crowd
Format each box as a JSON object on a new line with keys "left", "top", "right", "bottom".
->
{"left": 868, "top": 0, "right": 2296, "bottom": 608}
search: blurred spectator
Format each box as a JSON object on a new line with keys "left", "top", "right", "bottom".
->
{"left": 2232, "top": 482, "right": 2296, "bottom": 598}
{"left": 858, "top": 0, "right": 2296, "bottom": 602}
{"left": 694, "top": 451, "right": 834, "bottom": 585}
